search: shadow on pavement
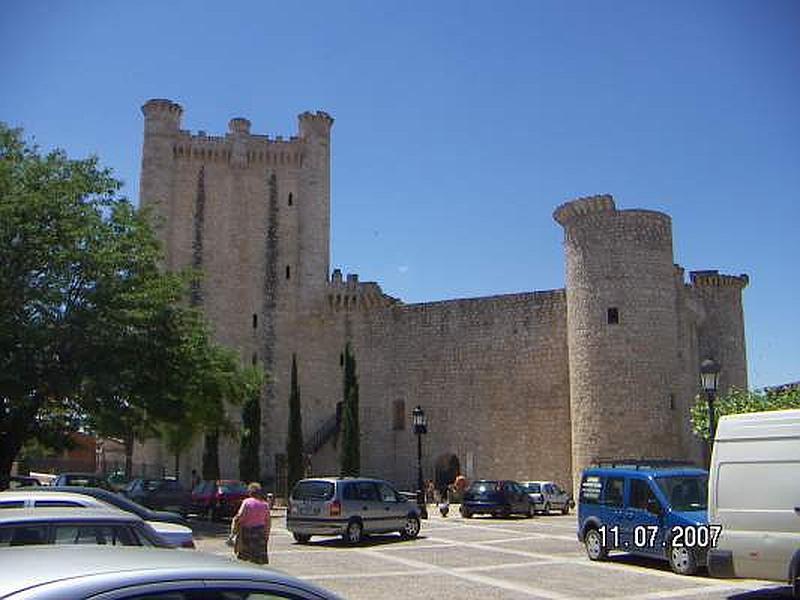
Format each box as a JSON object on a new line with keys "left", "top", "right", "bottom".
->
{"left": 295, "top": 533, "right": 429, "bottom": 549}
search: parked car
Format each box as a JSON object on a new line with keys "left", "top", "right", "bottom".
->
{"left": 287, "top": 477, "right": 421, "bottom": 544}
{"left": 460, "top": 480, "right": 534, "bottom": 519}
{"left": 0, "top": 490, "right": 195, "bottom": 548}
{"left": 52, "top": 472, "right": 111, "bottom": 490}
{"left": 0, "top": 507, "right": 169, "bottom": 548}
{"left": 22, "top": 485, "right": 189, "bottom": 526}
{"left": 521, "top": 480, "right": 574, "bottom": 514}
{"left": 0, "top": 545, "right": 342, "bottom": 599}
{"left": 124, "top": 478, "right": 190, "bottom": 516}
{"left": 190, "top": 479, "right": 248, "bottom": 520}
{"left": 707, "top": 409, "right": 800, "bottom": 598}
{"left": 577, "top": 460, "right": 710, "bottom": 575}
{"left": 8, "top": 476, "right": 41, "bottom": 489}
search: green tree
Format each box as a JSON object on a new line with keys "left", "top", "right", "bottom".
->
{"left": 286, "top": 354, "right": 304, "bottom": 491}
{"left": 340, "top": 343, "right": 360, "bottom": 476}
{"left": 0, "top": 124, "right": 191, "bottom": 489}
{"left": 239, "top": 378, "right": 262, "bottom": 484}
{"left": 690, "top": 385, "right": 800, "bottom": 440}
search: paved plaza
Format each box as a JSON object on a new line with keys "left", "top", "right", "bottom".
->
{"left": 192, "top": 510, "right": 792, "bottom": 599}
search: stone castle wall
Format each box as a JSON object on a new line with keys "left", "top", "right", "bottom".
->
{"left": 135, "top": 100, "right": 749, "bottom": 494}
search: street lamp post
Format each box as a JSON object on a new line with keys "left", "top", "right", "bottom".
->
{"left": 700, "top": 358, "right": 721, "bottom": 463}
{"left": 412, "top": 405, "right": 428, "bottom": 519}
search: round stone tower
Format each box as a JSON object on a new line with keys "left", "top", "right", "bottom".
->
{"left": 554, "top": 195, "right": 682, "bottom": 488}
{"left": 690, "top": 270, "right": 749, "bottom": 394}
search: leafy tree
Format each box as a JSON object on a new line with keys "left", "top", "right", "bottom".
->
{"left": 340, "top": 343, "right": 360, "bottom": 476}
{"left": 0, "top": 124, "right": 189, "bottom": 488}
{"left": 690, "top": 385, "right": 800, "bottom": 440}
{"left": 286, "top": 354, "right": 304, "bottom": 491}
{"left": 0, "top": 124, "right": 262, "bottom": 488}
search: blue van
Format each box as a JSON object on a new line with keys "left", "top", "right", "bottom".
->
{"left": 577, "top": 461, "right": 715, "bottom": 575}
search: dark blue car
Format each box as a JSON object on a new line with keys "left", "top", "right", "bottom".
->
{"left": 577, "top": 462, "right": 712, "bottom": 575}
{"left": 460, "top": 480, "right": 534, "bottom": 519}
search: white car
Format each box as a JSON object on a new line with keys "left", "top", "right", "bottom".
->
{"left": 0, "top": 490, "right": 194, "bottom": 548}
{"left": 520, "top": 481, "right": 574, "bottom": 514}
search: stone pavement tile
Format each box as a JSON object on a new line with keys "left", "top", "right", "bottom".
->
{"left": 491, "top": 535, "right": 584, "bottom": 555}
{"left": 666, "top": 585, "right": 793, "bottom": 599}
{"left": 311, "top": 572, "right": 561, "bottom": 600}
{"left": 426, "top": 522, "right": 536, "bottom": 542}
{"left": 486, "top": 563, "right": 712, "bottom": 599}
{"left": 381, "top": 544, "right": 548, "bottom": 570}
{"left": 271, "top": 549, "right": 397, "bottom": 578}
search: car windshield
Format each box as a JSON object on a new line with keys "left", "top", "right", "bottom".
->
{"left": 523, "top": 483, "right": 541, "bottom": 493}
{"left": 654, "top": 475, "right": 708, "bottom": 512}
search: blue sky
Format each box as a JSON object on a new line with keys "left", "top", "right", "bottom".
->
{"left": 2, "top": 1, "right": 798, "bottom": 389}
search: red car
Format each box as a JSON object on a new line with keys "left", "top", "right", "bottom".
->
{"left": 190, "top": 480, "right": 248, "bottom": 520}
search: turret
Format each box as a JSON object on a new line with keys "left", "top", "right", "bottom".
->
{"left": 142, "top": 98, "right": 183, "bottom": 136}
{"left": 140, "top": 99, "right": 183, "bottom": 251}
{"left": 555, "top": 195, "right": 682, "bottom": 490}
{"left": 690, "top": 270, "right": 749, "bottom": 394}
{"left": 296, "top": 111, "right": 334, "bottom": 311}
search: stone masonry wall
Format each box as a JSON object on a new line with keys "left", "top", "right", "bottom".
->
{"left": 346, "top": 290, "right": 572, "bottom": 491}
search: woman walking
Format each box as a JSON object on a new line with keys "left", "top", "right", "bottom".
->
{"left": 231, "top": 482, "right": 271, "bottom": 564}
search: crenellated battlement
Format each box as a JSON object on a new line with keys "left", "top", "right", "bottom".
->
{"left": 553, "top": 194, "right": 615, "bottom": 226}
{"left": 141, "top": 98, "right": 334, "bottom": 168}
{"left": 690, "top": 270, "right": 749, "bottom": 289}
{"left": 326, "top": 269, "right": 399, "bottom": 311}
{"left": 142, "top": 98, "right": 183, "bottom": 118}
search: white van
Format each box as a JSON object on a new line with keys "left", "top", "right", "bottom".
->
{"left": 707, "top": 409, "right": 800, "bottom": 597}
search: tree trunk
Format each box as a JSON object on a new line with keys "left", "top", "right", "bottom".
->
{"left": 124, "top": 430, "right": 134, "bottom": 479}
{"left": 202, "top": 430, "right": 220, "bottom": 480}
{"left": 0, "top": 431, "right": 24, "bottom": 491}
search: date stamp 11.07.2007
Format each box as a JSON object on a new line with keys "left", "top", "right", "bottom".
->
{"left": 598, "top": 524, "right": 722, "bottom": 551}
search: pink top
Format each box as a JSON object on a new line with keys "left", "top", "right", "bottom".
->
{"left": 237, "top": 496, "right": 270, "bottom": 528}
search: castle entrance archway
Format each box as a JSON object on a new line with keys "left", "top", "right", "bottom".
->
{"left": 434, "top": 453, "right": 460, "bottom": 491}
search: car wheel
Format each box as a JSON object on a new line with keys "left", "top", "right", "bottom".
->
{"left": 460, "top": 506, "right": 472, "bottom": 518}
{"left": 344, "top": 520, "right": 363, "bottom": 545}
{"left": 525, "top": 503, "right": 534, "bottom": 518}
{"left": 584, "top": 528, "right": 608, "bottom": 561}
{"left": 561, "top": 504, "right": 570, "bottom": 515}
{"left": 500, "top": 506, "right": 511, "bottom": 519}
{"left": 400, "top": 515, "right": 420, "bottom": 539}
{"left": 293, "top": 533, "right": 311, "bottom": 544}
{"left": 668, "top": 543, "right": 698, "bottom": 575}
{"left": 544, "top": 502, "right": 551, "bottom": 514}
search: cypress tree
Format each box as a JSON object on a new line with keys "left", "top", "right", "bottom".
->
{"left": 286, "top": 354, "right": 304, "bottom": 491}
{"left": 239, "top": 389, "right": 261, "bottom": 483}
{"left": 340, "top": 343, "right": 360, "bottom": 476}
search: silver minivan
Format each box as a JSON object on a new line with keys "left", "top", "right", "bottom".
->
{"left": 286, "top": 477, "right": 421, "bottom": 544}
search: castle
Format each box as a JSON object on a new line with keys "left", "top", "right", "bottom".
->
{"left": 136, "top": 99, "right": 749, "bottom": 493}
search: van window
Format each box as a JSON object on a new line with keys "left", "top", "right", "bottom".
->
{"left": 604, "top": 477, "right": 625, "bottom": 507}
{"left": 291, "top": 481, "right": 334, "bottom": 501}
{"left": 629, "top": 479, "right": 660, "bottom": 512}
{"left": 655, "top": 475, "right": 707, "bottom": 511}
